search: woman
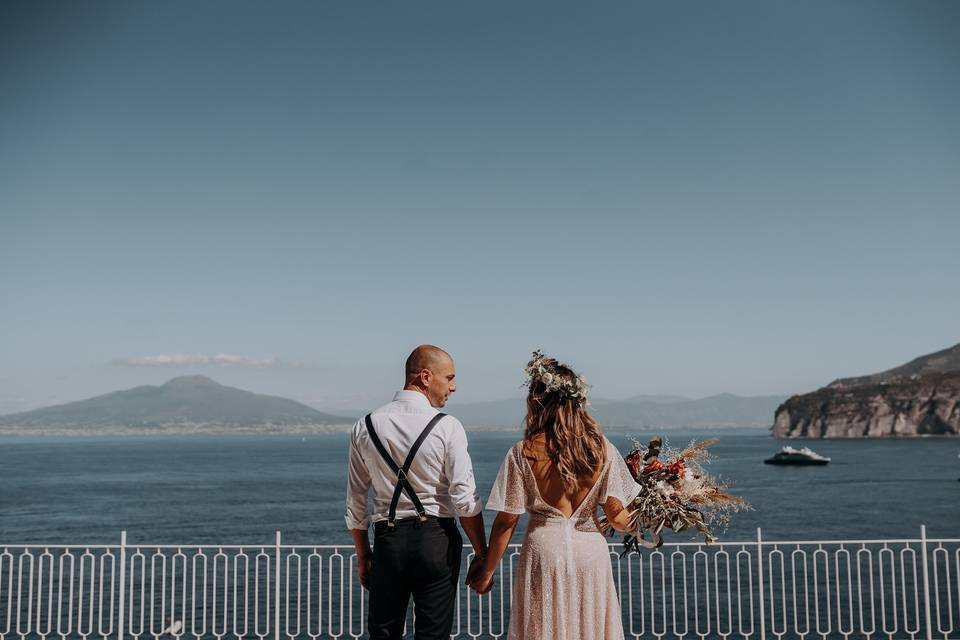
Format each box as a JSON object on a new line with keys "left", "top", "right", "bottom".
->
{"left": 468, "top": 351, "right": 641, "bottom": 639}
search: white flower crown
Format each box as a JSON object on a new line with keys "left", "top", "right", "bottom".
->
{"left": 522, "top": 350, "right": 590, "bottom": 407}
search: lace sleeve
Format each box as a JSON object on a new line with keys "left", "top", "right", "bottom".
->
{"left": 485, "top": 444, "right": 527, "bottom": 515}
{"left": 602, "top": 439, "right": 641, "bottom": 507}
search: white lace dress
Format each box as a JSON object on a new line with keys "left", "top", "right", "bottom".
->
{"left": 486, "top": 437, "right": 641, "bottom": 640}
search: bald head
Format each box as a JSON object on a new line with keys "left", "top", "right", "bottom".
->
{"left": 405, "top": 345, "right": 452, "bottom": 381}
{"left": 404, "top": 345, "right": 456, "bottom": 407}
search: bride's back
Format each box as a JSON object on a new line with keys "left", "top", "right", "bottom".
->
{"left": 520, "top": 354, "right": 608, "bottom": 518}
{"left": 521, "top": 433, "right": 603, "bottom": 517}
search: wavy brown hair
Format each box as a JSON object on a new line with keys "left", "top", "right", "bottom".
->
{"left": 524, "top": 357, "right": 607, "bottom": 491}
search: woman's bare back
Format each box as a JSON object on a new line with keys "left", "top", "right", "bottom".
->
{"left": 521, "top": 434, "right": 602, "bottom": 518}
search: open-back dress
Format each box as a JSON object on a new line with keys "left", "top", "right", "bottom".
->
{"left": 486, "top": 437, "right": 641, "bottom": 640}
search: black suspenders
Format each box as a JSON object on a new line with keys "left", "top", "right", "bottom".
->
{"left": 364, "top": 412, "right": 447, "bottom": 529}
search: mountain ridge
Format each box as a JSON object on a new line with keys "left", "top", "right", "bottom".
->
{"left": 0, "top": 375, "right": 353, "bottom": 435}
{"left": 829, "top": 342, "right": 960, "bottom": 388}
{"left": 773, "top": 342, "right": 960, "bottom": 438}
{"left": 444, "top": 392, "right": 786, "bottom": 430}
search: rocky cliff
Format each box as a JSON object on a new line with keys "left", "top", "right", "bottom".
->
{"left": 772, "top": 343, "right": 960, "bottom": 438}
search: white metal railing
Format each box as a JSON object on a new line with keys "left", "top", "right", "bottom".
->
{"left": 1, "top": 527, "right": 958, "bottom": 639}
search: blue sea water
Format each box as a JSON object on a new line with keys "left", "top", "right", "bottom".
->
{"left": 1, "top": 431, "right": 958, "bottom": 546}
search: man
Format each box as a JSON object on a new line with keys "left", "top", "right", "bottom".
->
{"left": 345, "top": 345, "right": 488, "bottom": 640}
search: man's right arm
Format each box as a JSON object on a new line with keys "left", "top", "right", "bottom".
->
{"left": 345, "top": 421, "right": 372, "bottom": 530}
{"left": 345, "top": 421, "right": 373, "bottom": 587}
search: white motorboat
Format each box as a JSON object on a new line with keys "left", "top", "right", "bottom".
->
{"left": 764, "top": 445, "right": 831, "bottom": 466}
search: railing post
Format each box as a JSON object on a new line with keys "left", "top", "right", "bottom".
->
{"left": 117, "top": 531, "right": 127, "bottom": 640}
{"left": 920, "top": 525, "right": 933, "bottom": 640}
{"left": 756, "top": 527, "right": 766, "bottom": 640}
{"left": 275, "top": 531, "right": 281, "bottom": 640}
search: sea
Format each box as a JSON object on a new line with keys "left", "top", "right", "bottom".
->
{"left": 1, "top": 431, "right": 958, "bottom": 546}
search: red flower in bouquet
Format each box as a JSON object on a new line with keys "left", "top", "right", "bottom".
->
{"left": 642, "top": 459, "right": 664, "bottom": 473}
{"left": 625, "top": 450, "right": 644, "bottom": 477}
{"left": 666, "top": 460, "right": 686, "bottom": 477}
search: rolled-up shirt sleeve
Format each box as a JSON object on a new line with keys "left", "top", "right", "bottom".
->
{"left": 344, "top": 421, "right": 372, "bottom": 530}
{"left": 442, "top": 417, "right": 483, "bottom": 518}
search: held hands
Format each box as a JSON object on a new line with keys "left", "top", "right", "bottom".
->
{"left": 470, "top": 568, "right": 495, "bottom": 595}
{"left": 465, "top": 555, "right": 495, "bottom": 594}
{"left": 466, "top": 555, "right": 485, "bottom": 585}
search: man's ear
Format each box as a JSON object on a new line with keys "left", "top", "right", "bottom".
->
{"left": 420, "top": 369, "right": 432, "bottom": 386}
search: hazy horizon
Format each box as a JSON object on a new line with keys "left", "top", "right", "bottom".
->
{"left": 0, "top": 372, "right": 794, "bottom": 418}
{"left": 0, "top": 370, "right": 784, "bottom": 417}
{"left": 0, "top": 345, "right": 945, "bottom": 418}
{"left": 3, "top": 1, "right": 958, "bottom": 413}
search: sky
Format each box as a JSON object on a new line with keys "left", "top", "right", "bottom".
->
{"left": 1, "top": 0, "right": 958, "bottom": 413}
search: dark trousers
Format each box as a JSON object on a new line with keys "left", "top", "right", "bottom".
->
{"left": 368, "top": 517, "right": 463, "bottom": 640}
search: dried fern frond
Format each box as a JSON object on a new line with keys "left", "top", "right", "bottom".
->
{"left": 676, "top": 438, "right": 717, "bottom": 463}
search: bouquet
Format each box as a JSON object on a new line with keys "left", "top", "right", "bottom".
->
{"left": 599, "top": 437, "right": 749, "bottom": 553}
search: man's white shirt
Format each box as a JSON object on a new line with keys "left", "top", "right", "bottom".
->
{"left": 345, "top": 390, "right": 482, "bottom": 529}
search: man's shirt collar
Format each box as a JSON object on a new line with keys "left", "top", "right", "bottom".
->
{"left": 393, "top": 389, "right": 434, "bottom": 408}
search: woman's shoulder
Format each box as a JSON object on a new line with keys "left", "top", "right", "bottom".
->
{"left": 601, "top": 435, "right": 626, "bottom": 465}
{"left": 602, "top": 434, "right": 620, "bottom": 452}
{"left": 507, "top": 439, "right": 528, "bottom": 460}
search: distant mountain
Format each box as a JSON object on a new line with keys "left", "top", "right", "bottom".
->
{"left": 592, "top": 393, "right": 787, "bottom": 429}
{"left": 621, "top": 394, "right": 690, "bottom": 405}
{"left": 773, "top": 342, "right": 960, "bottom": 438}
{"left": 829, "top": 342, "right": 960, "bottom": 387}
{"left": 448, "top": 393, "right": 786, "bottom": 430}
{"left": 0, "top": 375, "right": 353, "bottom": 435}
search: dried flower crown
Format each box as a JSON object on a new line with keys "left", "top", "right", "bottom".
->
{"left": 523, "top": 350, "right": 590, "bottom": 407}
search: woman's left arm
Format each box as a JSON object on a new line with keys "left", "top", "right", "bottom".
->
{"left": 602, "top": 496, "right": 634, "bottom": 533}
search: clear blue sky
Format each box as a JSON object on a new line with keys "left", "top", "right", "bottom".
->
{"left": 2, "top": 0, "right": 958, "bottom": 412}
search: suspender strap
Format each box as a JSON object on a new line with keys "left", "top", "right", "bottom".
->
{"left": 364, "top": 412, "right": 447, "bottom": 528}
